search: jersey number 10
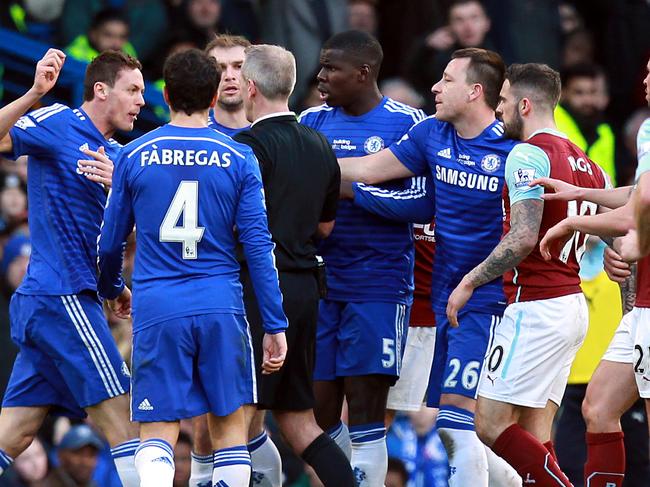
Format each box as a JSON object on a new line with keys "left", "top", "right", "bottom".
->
{"left": 559, "top": 199, "right": 598, "bottom": 264}
{"left": 159, "top": 181, "right": 205, "bottom": 259}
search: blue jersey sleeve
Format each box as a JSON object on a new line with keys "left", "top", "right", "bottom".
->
{"left": 5, "top": 104, "right": 70, "bottom": 159}
{"left": 504, "top": 143, "right": 551, "bottom": 205}
{"left": 236, "top": 151, "right": 288, "bottom": 334}
{"left": 388, "top": 117, "right": 433, "bottom": 176}
{"left": 97, "top": 151, "right": 135, "bottom": 300}
{"left": 352, "top": 176, "right": 435, "bottom": 223}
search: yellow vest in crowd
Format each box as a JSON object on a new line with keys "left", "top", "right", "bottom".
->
{"left": 555, "top": 104, "right": 616, "bottom": 185}
{"left": 568, "top": 272, "right": 622, "bottom": 384}
{"left": 65, "top": 35, "right": 137, "bottom": 63}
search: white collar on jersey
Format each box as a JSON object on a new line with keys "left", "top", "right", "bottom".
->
{"left": 251, "top": 111, "right": 296, "bottom": 127}
{"left": 528, "top": 127, "right": 569, "bottom": 140}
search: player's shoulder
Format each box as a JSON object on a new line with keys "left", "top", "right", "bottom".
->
{"left": 16, "top": 103, "right": 72, "bottom": 130}
{"left": 382, "top": 98, "right": 427, "bottom": 125}
{"left": 298, "top": 104, "right": 335, "bottom": 126}
{"left": 639, "top": 117, "right": 650, "bottom": 142}
{"left": 481, "top": 121, "right": 517, "bottom": 149}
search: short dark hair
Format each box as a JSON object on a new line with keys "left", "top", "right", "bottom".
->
{"left": 89, "top": 8, "right": 129, "bottom": 32}
{"left": 506, "top": 63, "right": 561, "bottom": 111}
{"left": 449, "top": 0, "right": 486, "bottom": 16}
{"left": 387, "top": 457, "right": 409, "bottom": 485}
{"left": 163, "top": 49, "right": 220, "bottom": 115}
{"left": 83, "top": 50, "right": 142, "bottom": 102}
{"left": 451, "top": 47, "right": 505, "bottom": 109}
{"left": 560, "top": 63, "right": 604, "bottom": 87}
{"left": 205, "top": 34, "right": 251, "bottom": 53}
{"left": 322, "top": 30, "right": 383, "bottom": 70}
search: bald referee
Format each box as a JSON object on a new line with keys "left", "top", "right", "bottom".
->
{"left": 234, "top": 44, "right": 354, "bottom": 487}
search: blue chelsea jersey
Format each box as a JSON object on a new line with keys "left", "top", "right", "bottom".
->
{"left": 299, "top": 97, "right": 426, "bottom": 304}
{"left": 390, "top": 116, "right": 518, "bottom": 315}
{"left": 208, "top": 112, "right": 249, "bottom": 138}
{"left": 4, "top": 104, "right": 121, "bottom": 295}
{"left": 97, "top": 124, "right": 287, "bottom": 333}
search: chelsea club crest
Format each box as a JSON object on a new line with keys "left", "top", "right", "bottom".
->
{"left": 481, "top": 154, "right": 501, "bottom": 173}
{"left": 364, "top": 136, "right": 385, "bottom": 154}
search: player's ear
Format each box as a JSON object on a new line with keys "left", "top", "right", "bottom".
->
{"left": 520, "top": 98, "right": 532, "bottom": 116}
{"left": 247, "top": 78, "right": 256, "bottom": 98}
{"left": 468, "top": 83, "right": 483, "bottom": 102}
{"left": 358, "top": 64, "right": 371, "bottom": 82}
{"left": 94, "top": 81, "right": 109, "bottom": 101}
{"left": 162, "top": 86, "right": 170, "bottom": 107}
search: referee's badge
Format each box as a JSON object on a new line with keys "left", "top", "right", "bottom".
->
{"left": 364, "top": 136, "right": 385, "bottom": 154}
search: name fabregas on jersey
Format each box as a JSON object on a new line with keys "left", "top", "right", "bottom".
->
{"left": 140, "top": 147, "right": 232, "bottom": 167}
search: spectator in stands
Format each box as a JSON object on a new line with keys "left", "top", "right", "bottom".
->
{"left": 348, "top": 0, "right": 378, "bottom": 35}
{"left": 561, "top": 28, "right": 595, "bottom": 67}
{"left": 0, "top": 176, "right": 27, "bottom": 238}
{"left": 385, "top": 458, "right": 408, "bottom": 487}
{"left": 0, "top": 1, "right": 65, "bottom": 44}
{"left": 59, "top": 1, "right": 167, "bottom": 64}
{"left": 0, "top": 436, "right": 49, "bottom": 486}
{"left": 380, "top": 77, "right": 425, "bottom": 110}
{"left": 174, "top": 0, "right": 222, "bottom": 49}
{"left": 65, "top": 8, "right": 136, "bottom": 63}
{"left": 44, "top": 425, "right": 102, "bottom": 487}
{"left": 173, "top": 432, "right": 192, "bottom": 487}
{"left": 555, "top": 63, "right": 617, "bottom": 183}
{"left": 406, "top": 0, "right": 493, "bottom": 112}
{"left": 1, "top": 234, "right": 30, "bottom": 292}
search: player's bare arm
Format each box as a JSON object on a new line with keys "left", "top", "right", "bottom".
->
{"left": 540, "top": 200, "right": 635, "bottom": 260}
{"left": 446, "top": 199, "right": 543, "bottom": 327}
{"left": 530, "top": 177, "right": 632, "bottom": 209}
{"left": 77, "top": 146, "right": 114, "bottom": 187}
{"left": 618, "top": 259, "right": 637, "bottom": 314}
{"left": 338, "top": 149, "right": 414, "bottom": 185}
{"left": 0, "top": 48, "right": 66, "bottom": 153}
{"left": 107, "top": 286, "right": 132, "bottom": 319}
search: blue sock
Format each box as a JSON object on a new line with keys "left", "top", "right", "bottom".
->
{"left": 213, "top": 445, "right": 251, "bottom": 486}
{"left": 436, "top": 405, "right": 476, "bottom": 431}
{"left": 0, "top": 448, "right": 14, "bottom": 476}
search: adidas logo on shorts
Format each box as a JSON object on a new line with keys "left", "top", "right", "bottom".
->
{"left": 437, "top": 147, "right": 452, "bottom": 159}
{"left": 138, "top": 398, "right": 154, "bottom": 411}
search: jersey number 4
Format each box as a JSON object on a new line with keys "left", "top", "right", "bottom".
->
{"left": 160, "top": 181, "right": 205, "bottom": 259}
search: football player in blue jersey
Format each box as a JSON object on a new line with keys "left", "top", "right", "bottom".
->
{"left": 338, "top": 48, "right": 520, "bottom": 487}
{"left": 0, "top": 49, "right": 144, "bottom": 486}
{"left": 97, "top": 49, "right": 288, "bottom": 487}
{"left": 205, "top": 34, "right": 251, "bottom": 138}
{"left": 299, "top": 31, "right": 426, "bottom": 487}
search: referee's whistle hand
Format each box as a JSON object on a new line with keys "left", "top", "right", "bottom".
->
{"left": 262, "top": 332, "right": 287, "bottom": 375}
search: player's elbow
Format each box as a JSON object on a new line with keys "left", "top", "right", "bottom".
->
{"left": 316, "top": 220, "right": 335, "bottom": 239}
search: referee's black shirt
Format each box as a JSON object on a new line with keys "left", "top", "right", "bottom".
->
{"left": 234, "top": 112, "right": 340, "bottom": 271}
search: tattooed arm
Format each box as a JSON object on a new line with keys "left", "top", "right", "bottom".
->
{"left": 620, "top": 262, "right": 637, "bottom": 315}
{"left": 446, "top": 199, "right": 543, "bottom": 326}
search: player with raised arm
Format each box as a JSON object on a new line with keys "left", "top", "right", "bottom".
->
{"left": 299, "top": 30, "right": 425, "bottom": 487}
{"left": 206, "top": 34, "right": 251, "bottom": 137}
{"left": 96, "top": 49, "right": 288, "bottom": 487}
{"left": 446, "top": 63, "right": 608, "bottom": 487}
{"left": 531, "top": 57, "right": 650, "bottom": 487}
{"left": 338, "top": 48, "right": 517, "bottom": 487}
{"left": 0, "top": 49, "right": 144, "bottom": 486}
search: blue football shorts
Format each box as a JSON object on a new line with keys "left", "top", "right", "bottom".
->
{"left": 426, "top": 310, "right": 501, "bottom": 407}
{"left": 2, "top": 292, "right": 130, "bottom": 418}
{"left": 130, "top": 312, "right": 255, "bottom": 422}
{"left": 314, "top": 300, "right": 409, "bottom": 384}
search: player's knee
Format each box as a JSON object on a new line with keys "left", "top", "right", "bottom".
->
{"left": 582, "top": 393, "right": 619, "bottom": 431}
{"left": 474, "top": 412, "right": 498, "bottom": 446}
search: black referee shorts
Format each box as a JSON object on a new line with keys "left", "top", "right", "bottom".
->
{"left": 240, "top": 265, "right": 319, "bottom": 411}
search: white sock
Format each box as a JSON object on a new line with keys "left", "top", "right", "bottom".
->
{"left": 349, "top": 423, "right": 387, "bottom": 487}
{"left": 189, "top": 452, "right": 213, "bottom": 487}
{"left": 134, "top": 439, "right": 175, "bottom": 487}
{"left": 248, "top": 431, "right": 282, "bottom": 487}
{"left": 110, "top": 439, "right": 140, "bottom": 487}
{"left": 437, "top": 406, "right": 488, "bottom": 487}
{"left": 327, "top": 420, "right": 351, "bottom": 461}
{"left": 213, "top": 445, "right": 251, "bottom": 487}
{"left": 0, "top": 448, "right": 14, "bottom": 476}
{"left": 485, "top": 445, "right": 522, "bottom": 486}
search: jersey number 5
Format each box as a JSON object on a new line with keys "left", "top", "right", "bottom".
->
{"left": 160, "top": 181, "right": 205, "bottom": 259}
{"left": 559, "top": 200, "right": 598, "bottom": 264}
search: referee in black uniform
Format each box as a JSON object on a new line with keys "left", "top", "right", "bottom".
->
{"left": 234, "top": 44, "right": 355, "bottom": 487}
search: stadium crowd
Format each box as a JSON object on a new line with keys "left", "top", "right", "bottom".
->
{"left": 0, "top": 1, "right": 649, "bottom": 487}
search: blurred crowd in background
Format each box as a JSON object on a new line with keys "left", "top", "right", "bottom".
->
{"left": 0, "top": 1, "right": 649, "bottom": 486}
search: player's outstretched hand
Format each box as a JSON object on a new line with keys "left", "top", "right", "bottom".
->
{"left": 32, "top": 48, "right": 66, "bottom": 97}
{"left": 108, "top": 286, "right": 132, "bottom": 319}
{"left": 539, "top": 220, "right": 573, "bottom": 261}
{"left": 616, "top": 229, "right": 642, "bottom": 263}
{"left": 262, "top": 332, "right": 287, "bottom": 375}
{"left": 603, "top": 245, "right": 631, "bottom": 283}
{"left": 446, "top": 278, "right": 474, "bottom": 328}
{"left": 78, "top": 146, "right": 114, "bottom": 187}
{"left": 529, "top": 177, "right": 582, "bottom": 201}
